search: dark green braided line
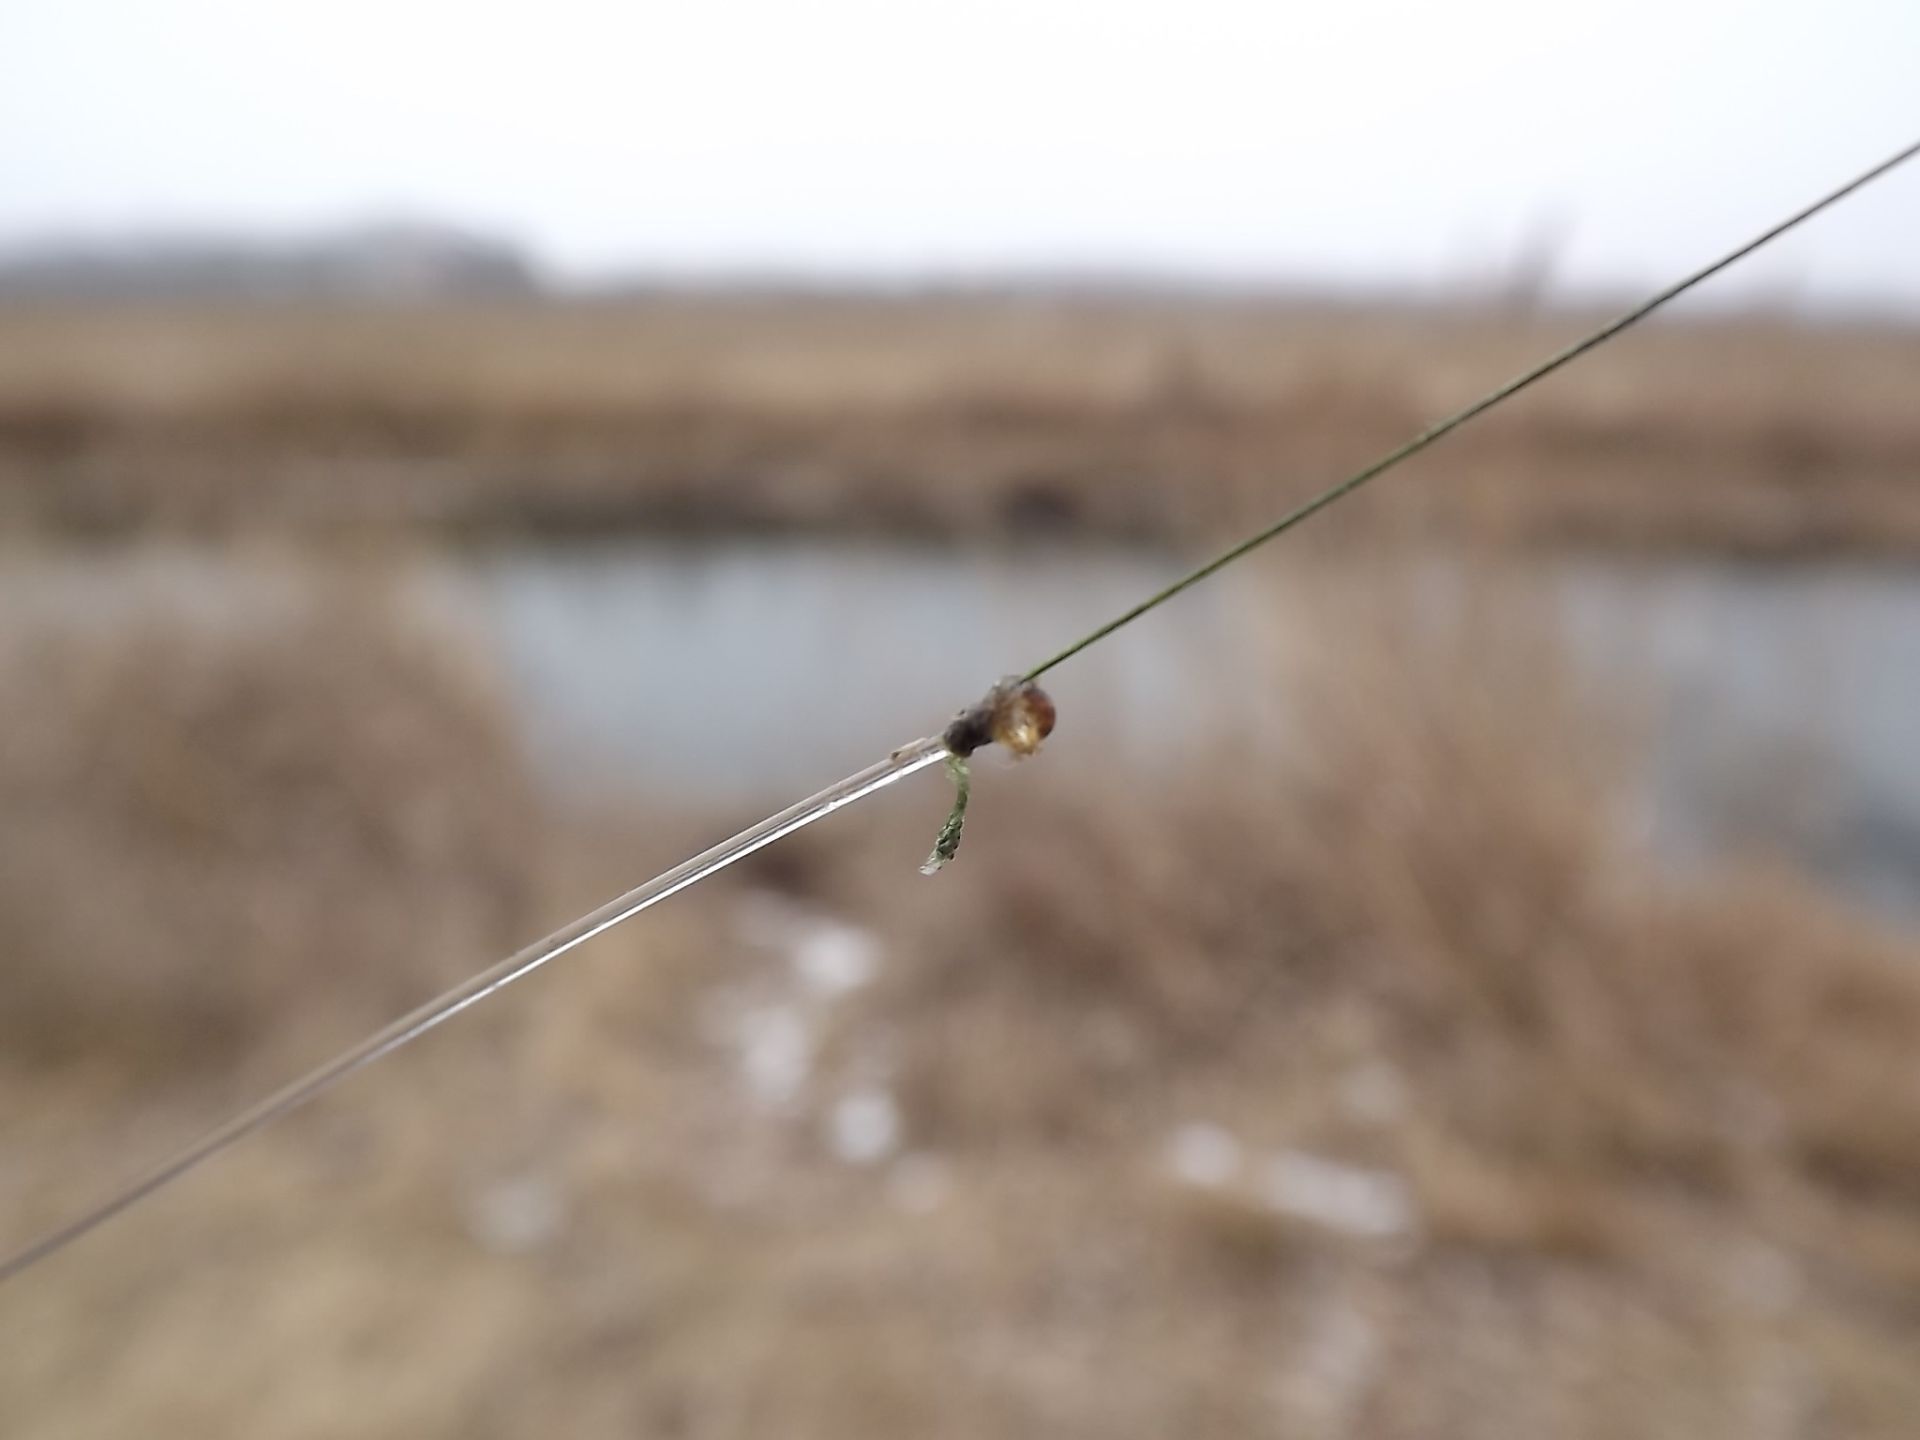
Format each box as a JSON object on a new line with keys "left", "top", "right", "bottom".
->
{"left": 1021, "top": 138, "right": 1920, "bottom": 684}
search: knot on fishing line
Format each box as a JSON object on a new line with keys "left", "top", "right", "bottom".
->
{"left": 921, "top": 677, "right": 1057, "bottom": 876}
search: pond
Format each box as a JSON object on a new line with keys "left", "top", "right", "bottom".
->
{"left": 446, "top": 540, "right": 1920, "bottom": 924}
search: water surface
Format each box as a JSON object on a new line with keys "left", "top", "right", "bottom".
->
{"left": 446, "top": 540, "right": 1920, "bottom": 922}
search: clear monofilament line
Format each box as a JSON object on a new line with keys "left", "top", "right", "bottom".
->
{"left": 0, "top": 735, "right": 950, "bottom": 1285}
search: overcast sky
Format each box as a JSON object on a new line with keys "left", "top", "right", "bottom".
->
{"left": 3, "top": 0, "right": 1917, "bottom": 307}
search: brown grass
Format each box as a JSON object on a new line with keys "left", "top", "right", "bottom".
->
{"left": 3, "top": 295, "right": 1919, "bottom": 553}
{"left": 0, "top": 556, "right": 535, "bottom": 1082}
{"left": 4, "top": 559, "right": 1919, "bottom": 1437}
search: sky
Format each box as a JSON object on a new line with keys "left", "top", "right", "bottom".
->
{"left": 3, "top": 0, "right": 1918, "bottom": 308}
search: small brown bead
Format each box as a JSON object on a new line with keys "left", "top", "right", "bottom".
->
{"left": 989, "top": 680, "right": 1056, "bottom": 757}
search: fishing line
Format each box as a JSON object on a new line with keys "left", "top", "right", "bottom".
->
{"left": 4, "top": 137, "right": 1914, "bottom": 1285}
{"left": 1020, "top": 137, "right": 1920, "bottom": 683}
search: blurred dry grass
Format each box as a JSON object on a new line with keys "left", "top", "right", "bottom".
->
{"left": 4, "top": 565, "right": 1918, "bottom": 1438}
{"left": 0, "top": 563, "right": 533, "bottom": 1077}
{"left": 2, "top": 296, "right": 1919, "bottom": 552}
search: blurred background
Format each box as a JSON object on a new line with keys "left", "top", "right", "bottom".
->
{"left": 4, "top": 2, "right": 1920, "bottom": 1435}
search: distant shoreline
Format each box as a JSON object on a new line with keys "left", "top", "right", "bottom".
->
{"left": 4, "top": 296, "right": 1917, "bottom": 557}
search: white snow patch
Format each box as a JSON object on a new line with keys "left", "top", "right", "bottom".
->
{"left": 733, "top": 1003, "right": 811, "bottom": 1108}
{"left": 1261, "top": 1150, "right": 1417, "bottom": 1240}
{"left": 1164, "top": 1122, "right": 1245, "bottom": 1188}
{"left": 829, "top": 1088, "right": 902, "bottom": 1165}
{"left": 793, "top": 920, "right": 881, "bottom": 998}
{"left": 735, "top": 892, "right": 884, "bottom": 999}
{"left": 464, "top": 1173, "right": 565, "bottom": 1255}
